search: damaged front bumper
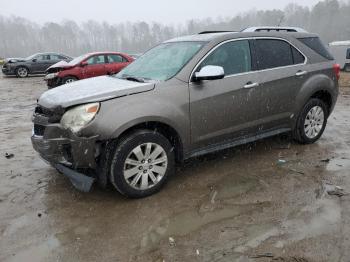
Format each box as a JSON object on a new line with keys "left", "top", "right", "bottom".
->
{"left": 31, "top": 111, "right": 99, "bottom": 192}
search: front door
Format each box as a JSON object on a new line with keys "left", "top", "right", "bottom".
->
{"left": 82, "top": 54, "right": 107, "bottom": 78}
{"left": 31, "top": 54, "right": 52, "bottom": 73}
{"left": 189, "top": 39, "right": 262, "bottom": 149}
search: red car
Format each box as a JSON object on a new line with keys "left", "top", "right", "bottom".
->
{"left": 44, "top": 52, "right": 134, "bottom": 88}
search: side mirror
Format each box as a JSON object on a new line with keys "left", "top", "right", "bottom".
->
{"left": 81, "top": 61, "right": 88, "bottom": 67}
{"left": 32, "top": 59, "right": 37, "bottom": 62}
{"left": 194, "top": 65, "right": 225, "bottom": 81}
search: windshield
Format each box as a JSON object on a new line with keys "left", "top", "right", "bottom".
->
{"left": 116, "top": 41, "right": 206, "bottom": 81}
{"left": 68, "top": 54, "right": 90, "bottom": 65}
{"left": 25, "top": 53, "right": 39, "bottom": 60}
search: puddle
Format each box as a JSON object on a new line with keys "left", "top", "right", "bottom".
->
{"left": 140, "top": 203, "right": 266, "bottom": 252}
{"left": 326, "top": 157, "right": 350, "bottom": 172}
{"left": 5, "top": 236, "right": 60, "bottom": 262}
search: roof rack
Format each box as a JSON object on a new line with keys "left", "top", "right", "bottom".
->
{"left": 242, "top": 26, "right": 308, "bottom": 33}
{"left": 198, "top": 31, "right": 236, "bottom": 34}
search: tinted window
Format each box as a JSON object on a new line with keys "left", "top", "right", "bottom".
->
{"left": 292, "top": 47, "right": 305, "bottom": 64}
{"left": 107, "top": 54, "right": 124, "bottom": 63}
{"left": 347, "top": 48, "right": 350, "bottom": 59}
{"left": 37, "top": 55, "right": 50, "bottom": 61}
{"left": 86, "top": 55, "right": 105, "bottom": 65}
{"left": 50, "top": 54, "right": 66, "bottom": 61}
{"left": 256, "top": 39, "right": 293, "bottom": 70}
{"left": 199, "top": 40, "right": 252, "bottom": 75}
{"left": 298, "top": 37, "right": 334, "bottom": 60}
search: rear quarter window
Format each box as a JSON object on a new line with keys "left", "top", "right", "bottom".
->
{"left": 347, "top": 48, "right": 350, "bottom": 59}
{"left": 298, "top": 37, "right": 334, "bottom": 60}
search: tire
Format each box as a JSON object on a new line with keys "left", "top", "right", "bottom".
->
{"left": 345, "top": 64, "right": 350, "bottom": 72}
{"left": 62, "top": 76, "right": 77, "bottom": 85}
{"left": 109, "top": 130, "right": 175, "bottom": 198}
{"left": 293, "top": 98, "right": 328, "bottom": 144}
{"left": 15, "top": 67, "right": 28, "bottom": 78}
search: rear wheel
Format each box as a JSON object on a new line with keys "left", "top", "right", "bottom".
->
{"left": 345, "top": 64, "right": 350, "bottom": 72}
{"left": 16, "top": 67, "right": 28, "bottom": 78}
{"left": 293, "top": 98, "right": 328, "bottom": 144}
{"left": 109, "top": 130, "right": 175, "bottom": 198}
{"left": 63, "top": 76, "right": 77, "bottom": 85}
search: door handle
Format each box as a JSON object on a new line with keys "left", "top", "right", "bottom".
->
{"left": 296, "top": 70, "right": 308, "bottom": 76}
{"left": 244, "top": 82, "right": 259, "bottom": 89}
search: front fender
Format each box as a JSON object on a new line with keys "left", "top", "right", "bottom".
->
{"left": 83, "top": 91, "right": 190, "bottom": 151}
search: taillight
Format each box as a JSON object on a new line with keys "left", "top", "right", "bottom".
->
{"left": 333, "top": 64, "right": 341, "bottom": 80}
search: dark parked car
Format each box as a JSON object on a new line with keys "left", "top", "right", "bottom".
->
{"left": 45, "top": 52, "right": 134, "bottom": 88}
{"left": 32, "top": 28, "right": 339, "bottom": 198}
{"left": 1, "top": 53, "right": 72, "bottom": 78}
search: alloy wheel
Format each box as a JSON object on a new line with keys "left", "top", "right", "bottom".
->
{"left": 123, "top": 143, "right": 168, "bottom": 190}
{"left": 17, "top": 67, "right": 28, "bottom": 77}
{"left": 304, "top": 106, "right": 325, "bottom": 139}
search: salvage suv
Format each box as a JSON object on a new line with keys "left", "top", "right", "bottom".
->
{"left": 31, "top": 27, "right": 340, "bottom": 198}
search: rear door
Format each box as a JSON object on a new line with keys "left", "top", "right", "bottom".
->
{"left": 253, "top": 38, "right": 307, "bottom": 130}
{"left": 82, "top": 55, "right": 108, "bottom": 78}
{"left": 105, "top": 54, "right": 130, "bottom": 74}
{"left": 189, "top": 39, "right": 262, "bottom": 149}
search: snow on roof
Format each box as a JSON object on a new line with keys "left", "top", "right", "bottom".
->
{"left": 329, "top": 41, "right": 350, "bottom": 46}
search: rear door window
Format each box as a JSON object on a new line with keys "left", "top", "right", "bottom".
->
{"left": 291, "top": 47, "right": 305, "bottom": 64}
{"left": 199, "top": 40, "right": 252, "bottom": 76}
{"left": 107, "top": 54, "right": 124, "bottom": 63}
{"left": 347, "top": 48, "right": 350, "bottom": 59}
{"left": 298, "top": 37, "right": 334, "bottom": 60}
{"left": 255, "top": 39, "right": 294, "bottom": 70}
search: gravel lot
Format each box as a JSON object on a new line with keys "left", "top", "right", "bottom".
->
{"left": 0, "top": 72, "right": 350, "bottom": 262}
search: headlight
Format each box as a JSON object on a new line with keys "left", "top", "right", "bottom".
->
{"left": 45, "top": 73, "right": 58, "bottom": 80}
{"left": 61, "top": 103, "right": 100, "bottom": 133}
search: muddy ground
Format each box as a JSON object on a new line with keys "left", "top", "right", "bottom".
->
{"left": 0, "top": 72, "right": 350, "bottom": 262}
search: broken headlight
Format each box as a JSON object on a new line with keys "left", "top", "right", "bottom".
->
{"left": 61, "top": 103, "right": 100, "bottom": 133}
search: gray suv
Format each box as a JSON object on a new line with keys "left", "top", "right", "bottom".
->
{"left": 31, "top": 30, "right": 339, "bottom": 198}
{"left": 2, "top": 52, "right": 72, "bottom": 77}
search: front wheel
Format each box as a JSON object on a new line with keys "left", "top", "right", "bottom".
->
{"left": 62, "top": 76, "right": 77, "bottom": 85}
{"left": 293, "top": 98, "right": 328, "bottom": 144}
{"left": 109, "top": 130, "right": 175, "bottom": 198}
{"left": 16, "top": 67, "right": 28, "bottom": 78}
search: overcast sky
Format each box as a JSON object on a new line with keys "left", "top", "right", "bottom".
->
{"left": 0, "top": 0, "right": 321, "bottom": 24}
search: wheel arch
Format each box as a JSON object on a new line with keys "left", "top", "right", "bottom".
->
{"left": 15, "top": 65, "right": 30, "bottom": 73}
{"left": 295, "top": 74, "right": 338, "bottom": 119}
{"left": 110, "top": 120, "right": 184, "bottom": 163}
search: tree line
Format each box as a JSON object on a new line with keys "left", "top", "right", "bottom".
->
{"left": 0, "top": 0, "right": 349, "bottom": 58}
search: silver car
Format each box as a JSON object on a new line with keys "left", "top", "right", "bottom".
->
{"left": 31, "top": 29, "right": 340, "bottom": 198}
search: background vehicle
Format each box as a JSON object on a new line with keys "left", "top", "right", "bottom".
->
{"left": 329, "top": 41, "right": 350, "bottom": 72}
{"left": 1, "top": 52, "right": 72, "bottom": 78}
{"left": 45, "top": 52, "right": 134, "bottom": 88}
{"left": 32, "top": 30, "right": 339, "bottom": 198}
{"left": 129, "top": 54, "right": 142, "bottom": 59}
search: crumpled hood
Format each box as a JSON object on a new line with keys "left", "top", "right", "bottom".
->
{"left": 6, "top": 57, "right": 26, "bottom": 63}
{"left": 38, "top": 76, "right": 155, "bottom": 109}
{"left": 46, "top": 60, "right": 73, "bottom": 72}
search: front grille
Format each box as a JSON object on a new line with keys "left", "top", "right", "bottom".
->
{"left": 34, "top": 124, "right": 46, "bottom": 136}
{"left": 34, "top": 105, "right": 64, "bottom": 123}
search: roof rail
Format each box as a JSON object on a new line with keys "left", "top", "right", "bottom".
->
{"left": 198, "top": 31, "right": 236, "bottom": 34}
{"left": 242, "top": 26, "right": 308, "bottom": 33}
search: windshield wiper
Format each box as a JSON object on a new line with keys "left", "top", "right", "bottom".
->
{"left": 120, "top": 74, "right": 146, "bottom": 83}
